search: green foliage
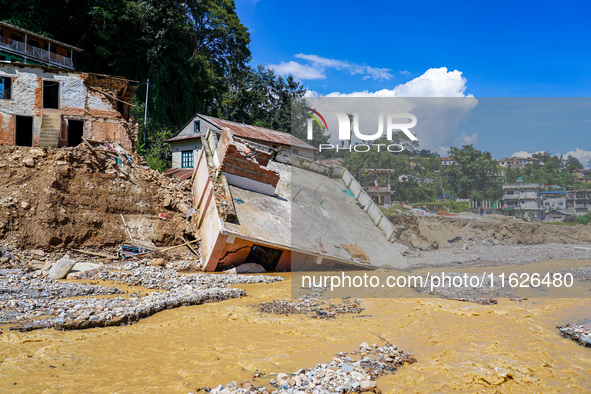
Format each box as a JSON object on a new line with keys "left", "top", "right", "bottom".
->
{"left": 447, "top": 145, "right": 501, "bottom": 200}
{"left": 142, "top": 125, "right": 174, "bottom": 172}
{"left": 576, "top": 212, "right": 591, "bottom": 225}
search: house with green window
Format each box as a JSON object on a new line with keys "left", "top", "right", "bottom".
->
{"left": 164, "top": 113, "right": 316, "bottom": 177}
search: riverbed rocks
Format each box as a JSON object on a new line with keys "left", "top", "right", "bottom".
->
{"left": 258, "top": 297, "right": 363, "bottom": 318}
{"left": 207, "top": 341, "right": 415, "bottom": 393}
{"left": 558, "top": 323, "right": 591, "bottom": 347}
{"left": 0, "top": 260, "right": 283, "bottom": 332}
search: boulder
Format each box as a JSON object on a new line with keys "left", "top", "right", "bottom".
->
{"left": 360, "top": 380, "right": 375, "bottom": 392}
{"left": 224, "top": 263, "right": 266, "bottom": 274}
{"left": 151, "top": 258, "right": 166, "bottom": 267}
{"left": 66, "top": 263, "right": 104, "bottom": 279}
{"left": 47, "top": 255, "right": 77, "bottom": 280}
{"left": 23, "top": 157, "right": 35, "bottom": 167}
{"left": 67, "top": 268, "right": 102, "bottom": 280}
{"left": 29, "top": 260, "right": 45, "bottom": 270}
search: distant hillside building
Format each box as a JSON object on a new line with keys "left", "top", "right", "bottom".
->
{"left": 544, "top": 210, "right": 572, "bottom": 222}
{"left": 566, "top": 189, "right": 591, "bottom": 215}
{"left": 572, "top": 168, "right": 591, "bottom": 184}
{"left": 502, "top": 182, "right": 543, "bottom": 219}
{"left": 440, "top": 157, "right": 456, "bottom": 166}
{"left": 498, "top": 156, "right": 542, "bottom": 168}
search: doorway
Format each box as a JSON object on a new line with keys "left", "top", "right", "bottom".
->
{"left": 244, "top": 244, "right": 283, "bottom": 271}
{"left": 15, "top": 116, "right": 33, "bottom": 146}
{"left": 42, "top": 80, "right": 59, "bottom": 109}
{"left": 67, "top": 120, "right": 84, "bottom": 146}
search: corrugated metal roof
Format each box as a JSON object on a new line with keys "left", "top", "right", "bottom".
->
{"left": 162, "top": 168, "right": 194, "bottom": 179}
{"left": 198, "top": 115, "right": 317, "bottom": 151}
{"left": 164, "top": 134, "right": 205, "bottom": 143}
{"left": 546, "top": 210, "right": 572, "bottom": 216}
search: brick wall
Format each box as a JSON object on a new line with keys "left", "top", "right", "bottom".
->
{"left": 0, "top": 113, "right": 15, "bottom": 145}
{"left": 217, "top": 129, "right": 280, "bottom": 187}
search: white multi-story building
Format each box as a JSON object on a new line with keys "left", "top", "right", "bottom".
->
{"left": 502, "top": 182, "right": 543, "bottom": 218}
{"left": 498, "top": 157, "right": 542, "bottom": 168}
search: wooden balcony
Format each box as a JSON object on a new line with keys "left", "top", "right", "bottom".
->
{"left": 0, "top": 36, "right": 73, "bottom": 69}
{"left": 0, "top": 21, "right": 82, "bottom": 70}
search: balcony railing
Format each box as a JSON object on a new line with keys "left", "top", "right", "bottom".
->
{"left": 0, "top": 36, "right": 73, "bottom": 69}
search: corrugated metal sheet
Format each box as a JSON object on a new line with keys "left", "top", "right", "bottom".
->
{"left": 162, "top": 168, "right": 194, "bottom": 179}
{"left": 164, "top": 134, "right": 205, "bottom": 143}
{"left": 199, "top": 115, "right": 317, "bottom": 151}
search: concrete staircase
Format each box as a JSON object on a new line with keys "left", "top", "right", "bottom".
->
{"left": 38, "top": 114, "right": 61, "bottom": 147}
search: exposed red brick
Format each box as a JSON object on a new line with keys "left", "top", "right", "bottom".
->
{"left": 0, "top": 113, "right": 15, "bottom": 146}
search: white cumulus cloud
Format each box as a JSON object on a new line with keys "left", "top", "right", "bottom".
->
{"left": 268, "top": 54, "right": 393, "bottom": 81}
{"left": 562, "top": 148, "right": 591, "bottom": 168}
{"left": 267, "top": 61, "right": 325, "bottom": 80}
{"left": 511, "top": 151, "right": 541, "bottom": 158}
{"left": 456, "top": 132, "right": 479, "bottom": 145}
{"left": 326, "top": 67, "right": 471, "bottom": 97}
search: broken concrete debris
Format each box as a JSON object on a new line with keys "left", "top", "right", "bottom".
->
{"left": 225, "top": 263, "right": 266, "bottom": 274}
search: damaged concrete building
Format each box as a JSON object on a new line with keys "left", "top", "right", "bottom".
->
{"left": 0, "top": 63, "right": 138, "bottom": 151}
{"left": 0, "top": 25, "right": 138, "bottom": 151}
{"left": 192, "top": 127, "right": 408, "bottom": 272}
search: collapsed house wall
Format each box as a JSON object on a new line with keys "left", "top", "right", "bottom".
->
{"left": 0, "top": 63, "right": 138, "bottom": 151}
{"left": 216, "top": 128, "right": 279, "bottom": 194}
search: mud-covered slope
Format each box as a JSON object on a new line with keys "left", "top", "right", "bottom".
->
{"left": 0, "top": 146, "right": 194, "bottom": 249}
{"left": 389, "top": 214, "right": 591, "bottom": 248}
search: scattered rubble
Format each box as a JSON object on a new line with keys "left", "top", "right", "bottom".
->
{"left": 558, "top": 324, "right": 591, "bottom": 347}
{"left": 204, "top": 341, "right": 416, "bottom": 393}
{"left": 0, "top": 145, "right": 194, "bottom": 250}
{"left": 553, "top": 265, "right": 591, "bottom": 281}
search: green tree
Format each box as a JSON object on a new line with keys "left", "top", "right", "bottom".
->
{"left": 565, "top": 155, "right": 583, "bottom": 172}
{"left": 446, "top": 145, "right": 500, "bottom": 199}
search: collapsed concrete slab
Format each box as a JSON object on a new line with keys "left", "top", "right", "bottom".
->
{"left": 192, "top": 127, "right": 408, "bottom": 272}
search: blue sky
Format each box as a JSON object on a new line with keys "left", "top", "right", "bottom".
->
{"left": 235, "top": 0, "right": 591, "bottom": 164}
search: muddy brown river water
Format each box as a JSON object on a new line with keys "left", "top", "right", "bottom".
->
{"left": 1, "top": 262, "right": 591, "bottom": 393}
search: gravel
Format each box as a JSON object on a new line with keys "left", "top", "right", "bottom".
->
{"left": 205, "top": 341, "right": 416, "bottom": 393}
{"left": 406, "top": 243, "right": 591, "bottom": 268}
{"left": 257, "top": 297, "right": 364, "bottom": 318}
{"left": 0, "top": 260, "right": 283, "bottom": 332}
